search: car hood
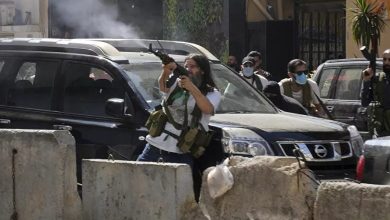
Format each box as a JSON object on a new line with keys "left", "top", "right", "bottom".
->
{"left": 210, "top": 112, "right": 346, "bottom": 133}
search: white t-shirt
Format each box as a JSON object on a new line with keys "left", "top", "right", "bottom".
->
{"left": 146, "top": 82, "right": 221, "bottom": 153}
{"left": 279, "top": 78, "right": 320, "bottom": 105}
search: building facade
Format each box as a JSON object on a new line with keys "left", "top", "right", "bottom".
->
{"left": 346, "top": 0, "right": 390, "bottom": 57}
{"left": 0, "top": 0, "right": 48, "bottom": 37}
{"left": 5, "top": 0, "right": 390, "bottom": 69}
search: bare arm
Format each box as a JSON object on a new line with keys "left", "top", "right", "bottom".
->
{"left": 178, "top": 76, "right": 214, "bottom": 114}
{"left": 158, "top": 62, "right": 177, "bottom": 93}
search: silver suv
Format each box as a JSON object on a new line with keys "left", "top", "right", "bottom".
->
{"left": 313, "top": 58, "right": 383, "bottom": 138}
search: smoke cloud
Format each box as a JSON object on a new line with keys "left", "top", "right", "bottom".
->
{"left": 53, "top": 0, "right": 142, "bottom": 39}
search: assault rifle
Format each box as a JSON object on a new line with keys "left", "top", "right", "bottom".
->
{"left": 148, "top": 43, "right": 190, "bottom": 88}
{"left": 360, "top": 46, "right": 376, "bottom": 77}
{"left": 360, "top": 46, "right": 379, "bottom": 138}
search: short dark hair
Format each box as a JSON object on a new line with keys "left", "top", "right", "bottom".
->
{"left": 247, "top": 51, "right": 262, "bottom": 59}
{"left": 287, "top": 59, "right": 306, "bottom": 73}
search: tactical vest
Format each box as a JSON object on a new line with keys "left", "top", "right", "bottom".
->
{"left": 373, "top": 72, "right": 387, "bottom": 105}
{"left": 280, "top": 78, "right": 312, "bottom": 108}
{"left": 163, "top": 86, "right": 213, "bottom": 158}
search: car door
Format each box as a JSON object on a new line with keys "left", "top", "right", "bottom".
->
{"left": 54, "top": 59, "right": 148, "bottom": 180}
{"left": 0, "top": 56, "right": 62, "bottom": 131}
{"left": 327, "top": 67, "right": 363, "bottom": 126}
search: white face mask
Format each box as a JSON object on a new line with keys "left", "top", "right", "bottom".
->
{"left": 242, "top": 67, "right": 254, "bottom": 77}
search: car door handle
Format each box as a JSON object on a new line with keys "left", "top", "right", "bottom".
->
{"left": 326, "top": 106, "right": 334, "bottom": 112}
{"left": 53, "top": 124, "right": 72, "bottom": 131}
{"left": 0, "top": 119, "right": 11, "bottom": 124}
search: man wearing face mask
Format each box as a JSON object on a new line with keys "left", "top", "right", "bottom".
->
{"left": 279, "top": 59, "right": 322, "bottom": 116}
{"left": 361, "top": 49, "right": 390, "bottom": 137}
{"left": 239, "top": 56, "right": 268, "bottom": 91}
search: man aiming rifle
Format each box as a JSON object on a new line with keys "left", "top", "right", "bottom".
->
{"left": 361, "top": 48, "right": 390, "bottom": 138}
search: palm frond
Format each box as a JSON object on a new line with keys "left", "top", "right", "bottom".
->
{"left": 349, "top": 0, "right": 386, "bottom": 52}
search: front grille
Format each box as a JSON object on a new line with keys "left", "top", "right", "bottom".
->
{"left": 277, "top": 141, "right": 353, "bottom": 162}
{"left": 307, "top": 143, "right": 334, "bottom": 159}
{"left": 339, "top": 142, "right": 352, "bottom": 156}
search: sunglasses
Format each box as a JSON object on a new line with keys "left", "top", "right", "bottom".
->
{"left": 295, "top": 70, "right": 309, "bottom": 75}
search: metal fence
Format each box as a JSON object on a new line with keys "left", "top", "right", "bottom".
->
{"left": 296, "top": 3, "right": 346, "bottom": 70}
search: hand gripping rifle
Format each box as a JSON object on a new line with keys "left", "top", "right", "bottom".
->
{"left": 360, "top": 46, "right": 376, "bottom": 77}
{"left": 148, "top": 43, "right": 190, "bottom": 88}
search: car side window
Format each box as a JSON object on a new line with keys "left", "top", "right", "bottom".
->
{"left": 318, "top": 68, "right": 337, "bottom": 98}
{"left": 63, "top": 62, "right": 124, "bottom": 117}
{"left": 7, "top": 61, "right": 58, "bottom": 109}
{"left": 334, "top": 68, "right": 362, "bottom": 100}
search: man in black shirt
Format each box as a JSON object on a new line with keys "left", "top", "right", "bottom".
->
{"left": 361, "top": 49, "right": 390, "bottom": 137}
{"left": 226, "top": 55, "right": 240, "bottom": 72}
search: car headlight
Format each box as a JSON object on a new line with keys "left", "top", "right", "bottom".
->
{"left": 221, "top": 127, "right": 273, "bottom": 156}
{"left": 347, "top": 125, "right": 363, "bottom": 156}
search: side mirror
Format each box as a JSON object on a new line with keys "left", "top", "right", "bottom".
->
{"left": 105, "top": 98, "right": 132, "bottom": 119}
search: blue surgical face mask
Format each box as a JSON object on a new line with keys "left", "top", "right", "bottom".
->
{"left": 295, "top": 73, "right": 307, "bottom": 85}
{"left": 242, "top": 67, "right": 254, "bottom": 77}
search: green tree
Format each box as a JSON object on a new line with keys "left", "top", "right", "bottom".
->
{"left": 163, "top": 0, "right": 227, "bottom": 59}
{"left": 350, "top": 0, "right": 386, "bottom": 55}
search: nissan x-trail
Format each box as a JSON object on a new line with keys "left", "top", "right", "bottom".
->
{"left": 0, "top": 38, "right": 363, "bottom": 181}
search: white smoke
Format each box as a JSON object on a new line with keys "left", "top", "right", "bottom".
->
{"left": 53, "top": 0, "right": 142, "bottom": 38}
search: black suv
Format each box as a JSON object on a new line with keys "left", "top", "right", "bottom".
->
{"left": 313, "top": 59, "right": 383, "bottom": 138}
{"left": 0, "top": 38, "right": 363, "bottom": 180}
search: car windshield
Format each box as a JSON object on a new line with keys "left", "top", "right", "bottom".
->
{"left": 120, "top": 62, "right": 276, "bottom": 113}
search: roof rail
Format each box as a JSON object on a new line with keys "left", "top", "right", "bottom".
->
{"left": 0, "top": 38, "right": 129, "bottom": 64}
{"left": 81, "top": 39, "right": 220, "bottom": 62}
{"left": 325, "top": 58, "right": 383, "bottom": 63}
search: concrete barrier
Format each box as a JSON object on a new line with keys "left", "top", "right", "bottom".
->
{"left": 198, "top": 156, "right": 318, "bottom": 220}
{"left": 3, "top": 130, "right": 390, "bottom": 220}
{"left": 82, "top": 159, "right": 206, "bottom": 220}
{"left": 0, "top": 129, "right": 81, "bottom": 220}
{"left": 314, "top": 182, "right": 390, "bottom": 220}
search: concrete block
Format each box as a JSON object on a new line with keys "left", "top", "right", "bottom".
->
{"left": 82, "top": 160, "right": 204, "bottom": 220}
{"left": 198, "top": 156, "right": 318, "bottom": 220}
{"left": 314, "top": 182, "right": 390, "bottom": 220}
{"left": 0, "top": 129, "right": 81, "bottom": 220}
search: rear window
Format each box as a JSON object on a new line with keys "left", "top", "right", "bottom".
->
{"left": 7, "top": 60, "right": 58, "bottom": 110}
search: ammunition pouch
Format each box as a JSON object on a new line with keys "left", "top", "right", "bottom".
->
{"left": 367, "top": 102, "right": 390, "bottom": 136}
{"left": 177, "top": 127, "right": 214, "bottom": 158}
{"left": 145, "top": 108, "right": 168, "bottom": 137}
